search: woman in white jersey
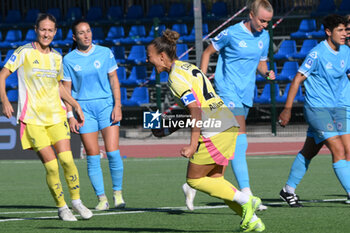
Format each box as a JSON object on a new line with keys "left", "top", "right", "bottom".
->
{"left": 0, "top": 13, "right": 92, "bottom": 221}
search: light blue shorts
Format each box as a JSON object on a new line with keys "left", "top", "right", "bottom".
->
{"left": 305, "top": 106, "right": 347, "bottom": 144}
{"left": 220, "top": 95, "right": 250, "bottom": 119}
{"left": 78, "top": 97, "right": 120, "bottom": 134}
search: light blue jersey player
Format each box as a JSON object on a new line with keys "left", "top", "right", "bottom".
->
{"left": 279, "top": 14, "right": 350, "bottom": 207}
{"left": 181, "top": 0, "right": 274, "bottom": 212}
{"left": 62, "top": 19, "right": 125, "bottom": 211}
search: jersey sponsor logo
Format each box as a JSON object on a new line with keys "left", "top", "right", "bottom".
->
{"left": 325, "top": 62, "right": 333, "bottom": 70}
{"left": 33, "top": 60, "right": 39, "bottom": 64}
{"left": 74, "top": 64, "right": 82, "bottom": 71}
{"left": 94, "top": 60, "right": 101, "bottom": 69}
{"left": 304, "top": 58, "right": 313, "bottom": 69}
{"left": 341, "top": 60, "right": 345, "bottom": 68}
{"left": 209, "top": 100, "right": 224, "bottom": 111}
{"left": 8, "top": 54, "right": 17, "bottom": 64}
{"left": 258, "top": 40, "right": 263, "bottom": 49}
{"left": 309, "top": 51, "right": 317, "bottom": 59}
{"left": 239, "top": 40, "right": 247, "bottom": 48}
{"left": 214, "top": 29, "right": 228, "bottom": 41}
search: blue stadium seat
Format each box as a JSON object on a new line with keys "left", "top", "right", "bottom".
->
{"left": 20, "top": 29, "right": 36, "bottom": 45}
{"left": 120, "top": 87, "right": 128, "bottom": 106}
{"left": 296, "top": 86, "right": 305, "bottom": 103}
{"left": 121, "top": 66, "right": 147, "bottom": 86}
{"left": 24, "top": 9, "right": 40, "bottom": 24}
{"left": 146, "top": 4, "right": 165, "bottom": 19}
{"left": 276, "top": 61, "right": 299, "bottom": 81}
{"left": 273, "top": 40, "right": 297, "bottom": 60}
{"left": 5, "top": 71, "right": 18, "bottom": 89}
{"left": 138, "top": 25, "right": 166, "bottom": 44}
{"left": 292, "top": 39, "right": 318, "bottom": 59}
{"left": 167, "top": 3, "right": 187, "bottom": 19}
{"left": 112, "top": 46, "right": 126, "bottom": 64}
{"left": 54, "top": 47, "right": 63, "bottom": 55}
{"left": 105, "top": 26, "right": 125, "bottom": 45}
{"left": 4, "top": 10, "right": 21, "bottom": 24}
{"left": 126, "top": 45, "right": 147, "bottom": 64}
{"left": 47, "top": 8, "right": 62, "bottom": 22}
{"left": 181, "top": 24, "right": 209, "bottom": 43}
{"left": 311, "top": 0, "right": 336, "bottom": 16}
{"left": 176, "top": 44, "right": 189, "bottom": 61}
{"left": 0, "top": 30, "right": 22, "bottom": 48}
{"left": 256, "top": 62, "right": 277, "bottom": 82}
{"left": 51, "top": 29, "right": 72, "bottom": 47}
{"left": 172, "top": 24, "right": 188, "bottom": 36}
{"left": 7, "top": 89, "right": 18, "bottom": 102}
{"left": 91, "top": 27, "right": 105, "bottom": 44}
{"left": 210, "top": 1, "right": 227, "bottom": 19}
{"left": 117, "top": 67, "right": 127, "bottom": 83}
{"left": 86, "top": 6, "right": 103, "bottom": 22}
{"left": 120, "top": 25, "right": 147, "bottom": 44}
{"left": 0, "top": 49, "right": 14, "bottom": 68}
{"left": 148, "top": 68, "right": 169, "bottom": 84}
{"left": 107, "top": 6, "right": 124, "bottom": 20}
{"left": 338, "top": 0, "right": 350, "bottom": 15}
{"left": 125, "top": 5, "right": 144, "bottom": 20}
{"left": 310, "top": 24, "right": 326, "bottom": 39}
{"left": 290, "top": 19, "right": 317, "bottom": 39}
{"left": 122, "top": 87, "right": 149, "bottom": 106}
{"left": 275, "top": 83, "right": 304, "bottom": 103}
{"left": 254, "top": 84, "right": 279, "bottom": 104}
{"left": 65, "top": 7, "right": 82, "bottom": 22}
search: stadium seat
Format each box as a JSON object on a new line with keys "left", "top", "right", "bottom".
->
{"left": 47, "top": 8, "right": 62, "bottom": 22}
{"left": 177, "top": 44, "right": 189, "bottom": 61}
{"left": 122, "top": 87, "right": 149, "bottom": 106}
{"left": 138, "top": 25, "right": 166, "bottom": 44}
{"left": 273, "top": 40, "right": 297, "bottom": 60}
{"left": 4, "top": 10, "right": 21, "bottom": 24}
{"left": 254, "top": 84, "right": 279, "bottom": 104}
{"left": 125, "top": 5, "right": 144, "bottom": 20}
{"left": 292, "top": 39, "right": 318, "bottom": 59}
{"left": 24, "top": 9, "right": 40, "bottom": 24}
{"left": 167, "top": 3, "right": 187, "bottom": 20}
{"left": 54, "top": 47, "right": 63, "bottom": 55}
{"left": 275, "top": 83, "right": 304, "bottom": 103}
{"left": 7, "top": 89, "right": 18, "bottom": 102}
{"left": 180, "top": 24, "right": 209, "bottom": 43}
{"left": 276, "top": 61, "right": 299, "bottom": 81}
{"left": 0, "top": 49, "right": 14, "bottom": 68}
{"left": 112, "top": 46, "right": 126, "bottom": 64}
{"left": 148, "top": 68, "right": 169, "bottom": 84}
{"left": 146, "top": 4, "right": 165, "bottom": 19}
{"left": 86, "top": 6, "right": 103, "bottom": 22}
{"left": 126, "top": 45, "right": 147, "bottom": 64}
{"left": 121, "top": 66, "right": 147, "bottom": 86}
{"left": 65, "top": 7, "right": 82, "bottom": 23}
{"left": 20, "top": 29, "right": 37, "bottom": 45}
{"left": 338, "top": 0, "right": 350, "bottom": 15}
{"left": 107, "top": 6, "right": 124, "bottom": 21}
{"left": 105, "top": 26, "right": 125, "bottom": 45}
{"left": 256, "top": 62, "right": 277, "bottom": 82}
{"left": 171, "top": 24, "right": 188, "bottom": 36}
{"left": 296, "top": 86, "right": 305, "bottom": 103}
{"left": 0, "top": 30, "right": 22, "bottom": 48}
{"left": 311, "top": 0, "right": 336, "bottom": 16}
{"left": 52, "top": 29, "right": 73, "bottom": 47}
{"left": 5, "top": 71, "right": 18, "bottom": 89}
{"left": 120, "top": 25, "right": 147, "bottom": 44}
{"left": 290, "top": 19, "right": 317, "bottom": 39}
{"left": 309, "top": 24, "right": 326, "bottom": 39}
{"left": 117, "top": 67, "right": 127, "bottom": 83}
{"left": 91, "top": 27, "right": 105, "bottom": 44}
{"left": 209, "top": 1, "right": 228, "bottom": 19}
{"left": 120, "top": 87, "right": 128, "bottom": 105}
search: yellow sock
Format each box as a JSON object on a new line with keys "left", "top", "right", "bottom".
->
{"left": 58, "top": 151, "right": 80, "bottom": 200}
{"left": 44, "top": 159, "right": 66, "bottom": 207}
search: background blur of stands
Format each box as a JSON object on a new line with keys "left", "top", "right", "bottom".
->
{"left": 0, "top": 0, "right": 350, "bottom": 139}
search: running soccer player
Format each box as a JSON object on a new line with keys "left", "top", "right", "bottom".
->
{"left": 0, "top": 13, "right": 92, "bottom": 221}
{"left": 278, "top": 14, "right": 350, "bottom": 207}
{"left": 62, "top": 19, "right": 125, "bottom": 211}
{"left": 147, "top": 29, "right": 265, "bottom": 232}
{"left": 184, "top": 0, "right": 275, "bottom": 211}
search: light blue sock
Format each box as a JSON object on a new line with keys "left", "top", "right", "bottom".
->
{"left": 231, "top": 134, "right": 249, "bottom": 189}
{"left": 106, "top": 150, "right": 124, "bottom": 191}
{"left": 333, "top": 160, "right": 350, "bottom": 193}
{"left": 87, "top": 155, "right": 105, "bottom": 196}
{"left": 286, "top": 153, "right": 311, "bottom": 189}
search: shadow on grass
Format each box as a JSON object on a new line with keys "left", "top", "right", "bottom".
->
{"left": 0, "top": 205, "right": 54, "bottom": 210}
{"left": 40, "top": 227, "right": 212, "bottom": 232}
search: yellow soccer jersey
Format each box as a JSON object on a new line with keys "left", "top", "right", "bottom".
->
{"left": 5, "top": 43, "right": 66, "bottom": 125}
{"left": 168, "top": 60, "right": 239, "bottom": 138}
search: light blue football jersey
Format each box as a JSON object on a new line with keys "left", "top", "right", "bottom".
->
{"left": 63, "top": 44, "right": 118, "bottom": 100}
{"left": 211, "top": 21, "right": 270, "bottom": 107}
{"left": 299, "top": 41, "right": 350, "bottom": 107}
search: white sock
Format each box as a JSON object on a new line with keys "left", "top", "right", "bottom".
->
{"left": 58, "top": 204, "right": 68, "bottom": 211}
{"left": 285, "top": 184, "right": 295, "bottom": 194}
{"left": 71, "top": 199, "right": 82, "bottom": 206}
{"left": 233, "top": 190, "right": 250, "bottom": 205}
{"left": 241, "top": 187, "right": 253, "bottom": 196}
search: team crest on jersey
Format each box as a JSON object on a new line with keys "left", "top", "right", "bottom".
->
{"left": 239, "top": 40, "right": 247, "bottom": 48}
{"left": 341, "top": 60, "right": 345, "bottom": 68}
{"left": 304, "top": 58, "right": 313, "bottom": 68}
{"left": 214, "top": 29, "right": 227, "bottom": 41}
{"left": 309, "top": 52, "right": 317, "bottom": 59}
{"left": 258, "top": 40, "right": 263, "bottom": 49}
{"left": 74, "top": 64, "right": 82, "bottom": 71}
{"left": 94, "top": 60, "right": 101, "bottom": 69}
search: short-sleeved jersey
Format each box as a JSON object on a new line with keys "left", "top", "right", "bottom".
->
{"left": 5, "top": 43, "right": 66, "bottom": 125}
{"left": 298, "top": 41, "right": 350, "bottom": 107}
{"left": 63, "top": 44, "right": 118, "bottom": 101}
{"left": 168, "top": 60, "right": 239, "bottom": 138}
{"left": 211, "top": 21, "right": 270, "bottom": 107}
